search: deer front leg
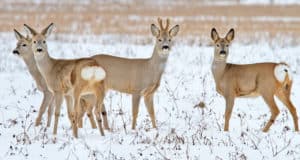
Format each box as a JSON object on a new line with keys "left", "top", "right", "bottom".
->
{"left": 261, "top": 94, "right": 279, "bottom": 132}
{"left": 53, "top": 92, "right": 63, "bottom": 135}
{"left": 224, "top": 92, "right": 235, "bottom": 131}
{"left": 35, "top": 90, "right": 53, "bottom": 126}
{"left": 144, "top": 93, "right": 157, "bottom": 129}
{"left": 131, "top": 94, "right": 141, "bottom": 130}
{"left": 46, "top": 97, "right": 55, "bottom": 127}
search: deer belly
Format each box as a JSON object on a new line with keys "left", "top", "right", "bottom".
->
{"left": 236, "top": 88, "right": 260, "bottom": 98}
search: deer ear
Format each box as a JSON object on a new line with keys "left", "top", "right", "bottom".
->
{"left": 13, "top": 29, "right": 24, "bottom": 40}
{"left": 169, "top": 25, "right": 180, "bottom": 37}
{"left": 23, "top": 24, "right": 37, "bottom": 36}
{"left": 211, "top": 28, "right": 219, "bottom": 42}
{"left": 42, "top": 23, "right": 54, "bottom": 38}
{"left": 226, "top": 28, "right": 234, "bottom": 42}
{"left": 151, "top": 24, "right": 160, "bottom": 37}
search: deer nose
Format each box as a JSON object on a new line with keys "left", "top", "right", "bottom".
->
{"left": 36, "top": 48, "right": 43, "bottom": 52}
{"left": 162, "top": 45, "right": 169, "bottom": 50}
{"left": 13, "top": 50, "right": 19, "bottom": 55}
{"left": 220, "top": 50, "right": 226, "bottom": 55}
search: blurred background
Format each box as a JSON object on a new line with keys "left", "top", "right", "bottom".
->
{"left": 1, "top": 0, "right": 300, "bottom": 44}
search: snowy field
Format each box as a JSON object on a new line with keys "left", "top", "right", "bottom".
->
{"left": 0, "top": 32, "right": 300, "bottom": 160}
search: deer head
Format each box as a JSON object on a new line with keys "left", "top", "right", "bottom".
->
{"left": 13, "top": 29, "right": 32, "bottom": 58}
{"left": 211, "top": 28, "right": 234, "bottom": 61}
{"left": 151, "top": 18, "right": 180, "bottom": 57}
{"left": 23, "top": 23, "right": 54, "bottom": 60}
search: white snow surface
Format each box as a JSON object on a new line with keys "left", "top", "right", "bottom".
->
{"left": 1, "top": 33, "right": 300, "bottom": 159}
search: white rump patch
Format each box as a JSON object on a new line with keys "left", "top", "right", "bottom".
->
{"left": 274, "top": 64, "right": 292, "bottom": 82}
{"left": 81, "top": 66, "right": 106, "bottom": 81}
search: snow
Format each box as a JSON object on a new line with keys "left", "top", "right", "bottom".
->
{"left": 1, "top": 32, "right": 300, "bottom": 159}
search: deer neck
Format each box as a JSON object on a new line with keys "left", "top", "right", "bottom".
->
{"left": 149, "top": 45, "right": 169, "bottom": 76}
{"left": 34, "top": 52, "right": 55, "bottom": 77}
{"left": 211, "top": 55, "right": 227, "bottom": 84}
{"left": 22, "top": 52, "right": 45, "bottom": 89}
{"left": 23, "top": 53, "right": 40, "bottom": 76}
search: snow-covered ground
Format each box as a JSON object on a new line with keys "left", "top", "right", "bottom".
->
{"left": 0, "top": 32, "right": 300, "bottom": 159}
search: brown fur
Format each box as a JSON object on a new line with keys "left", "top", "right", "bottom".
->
{"left": 24, "top": 23, "right": 108, "bottom": 138}
{"left": 210, "top": 28, "right": 299, "bottom": 132}
{"left": 92, "top": 18, "right": 180, "bottom": 129}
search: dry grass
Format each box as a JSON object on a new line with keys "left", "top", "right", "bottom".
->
{"left": 2, "top": 1, "right": 300, "bottom": 43}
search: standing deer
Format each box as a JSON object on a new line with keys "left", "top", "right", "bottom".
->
{"left": 13, "top": 29, "right": 109, "bottom": 131}
{"left": 92, "top": 18, "right": 180, "bottom": 129}
{"left": 24, "top": 23, "right": 107, "bottom": 137}
{"left": 210, "top": 28, "right": 299, "bottom": 132}
{"left": 13, "top": 29, "right": 54, "bottom": 127}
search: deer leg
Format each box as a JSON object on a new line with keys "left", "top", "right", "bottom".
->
{"left": 35, "top": 90, "right": 53, "bottom": 126}
{"left": 64, "top": 95, "right": 74, "bottom": 122}
{"left": 53, "top": 92, "right": 63, "bottom": 135}
{"left": 261, "top": 94, "right": 280, "bottom": 132}
{"left": 131, "top": 94, "right": 141, "bottom": 130}
{"left": 276, "top": 91, "right": 299, "bottom": 131}
{"left": 101, "top": 104, "right": 109, "bottom": 130}
{"left": 81, "top": 97, "right": 97, "bottom": 129}
{"left": 76, "top": 99, "right": 84, "bottom": 129}
{"left": 94, "top": 88, "right": 105, "bottom": 136}
{"left": 224, "top": 94, "right": 235, "bottom": 131}
{"left": 46, "top": 97, "right": 55, "bottom": 127}
{"left": 72, "top": 90, "right": 83, "bottom": 138}
{"left": 144, "top": 93, "right": 157, "bottom": 128}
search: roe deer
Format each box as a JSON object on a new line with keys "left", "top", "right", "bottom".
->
{"left": 13, "top": 29, "right": 54, "bottom": 127}
{"left": 92, "top": 18, "right": 180, "bottom": 129}
{"left": 13, "top": 29, "right": 108, "bottom": 130}
{"left": 210, "top": 28, "right": 298, "bottom": 132}
{"left": 24, "top": 23, "right": 107, "bottom": 137}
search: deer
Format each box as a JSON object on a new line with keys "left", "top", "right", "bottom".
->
{"left": 23, "top": 23, "right": 108, "bottom": 138}
{"left": 91, "top": 18, "right": 180, "bottom": 130}
{"left": 12, "top": 29, "right": 109, "bottom": 131}
{"left": 13, "top": 29, "right": 54, "bottom": 128}
{"left": 210, "top": 28, "right": 299, "bottom": 132}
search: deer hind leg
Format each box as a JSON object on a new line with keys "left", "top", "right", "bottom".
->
{"left": 35, "top": 90, "right": 53, "bottom": 126}
{"left": 53, "top": 92, "right": 63, "bottom": 135}
{"left": 72, "top": 89, "right": 84, "bottom": 138}
{"left": 224, "top": 94, "right": 235, "bottom": 131}
{"left": 81, "top": 97, "right": 97, "bottom": 129}
{"left": 131, "top": 94, "right": 141, "bottom": 130}
{"left": 64, "top": 95, "right": 74, "bottom": 123}
{"left": 101, "top": 104, "right": 110, "bottom": 130}
{"left": 77, "top": 99, "right": 85, "bottom": 129}
{"left": 94, "top": 86, "right": 105, "bottom": 136}
{"left": 144, "top": 93, "right": 157, "bottom": 129}
{"left": 276, "top": 90, "right": 299, "bottom": 131}
{"left": 261, "top": 94, "right": 280, "bottom": 132}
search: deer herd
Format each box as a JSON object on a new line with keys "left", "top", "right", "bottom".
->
{"left": 12, "top": 18, "right": 298, "bottom": 138}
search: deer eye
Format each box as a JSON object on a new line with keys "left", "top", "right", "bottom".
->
{"left": 226, "top": 44, "right": 229, "bottom": 47}
{"left": 33, "top": 41, "right": 36, "bottom": 44}
{"left": 158, "top": 39, "right": 162, "bottom": 42}
{"left": 216, "top": 44, "right": 220, "bottom": 47}
{"left": 22, "top": 44, "right": 27, "bottom": 47}
{"left": 168, "top": 39, "right": 171, "bottom": 42}
{"left": 43, "top": 41, "right": 46, "bottom": 44}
